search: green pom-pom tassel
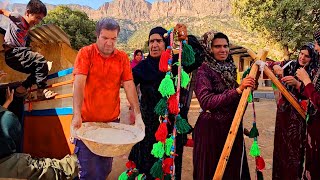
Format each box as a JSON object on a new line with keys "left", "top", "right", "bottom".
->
{"left": 164, "top": 174, "right": 172, "bottom": 180}
{"left": 272, "top": 82, "right": 278, "bottom": 90}
{"left": 242, "top": 68, "right": 251, "bottom": 79}
{"left": 128, "top": 171, "right": 139, "bottom": 180}
{"left": 137, "top": 174, "right": 146, "bottom": 180}
{"left": 181, "top": 69, "right": 190, "bottom": 88}
{"left": 257, "top": 170, "right": 264, "bottom": 180}
{"left": 159, "top": 74, "right": 175, "bottom": 97}
{"left": 118, "top": 171, "right": 128, "bottom": 180}
{"left": 150, "top": 160, "right": 164, "bottom": 178}
{"left": 249, "top": 122, "right": 259, "bottom": 138}
{"left": 248, "top": 91, "right": 253, "bottom": 103}
{"left": 151, "top": 141, "right": 165, "bottom": 158}
{"left": 306, "top": 113, "right": 309, "bottom": 123}
{"left": 154, "top": 98, "right": 168, "bottom": 116}
{"left": 176, "top": 115, "right": 191, "bottom": 134}
{"left": 250, "top": 139, "right": 261, "bottom": 157}
{"left": 165, "top": 136, "right": 174, "bottom": 156}
{"left": 182, "top": 43, "right": 195, "bottom": 66}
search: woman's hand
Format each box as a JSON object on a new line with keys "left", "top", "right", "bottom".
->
{"left": 273, "top": 65, "right": 283, "bottom": 77}
{"left": 281, "top": 76, "right": 301, "bottom": 89}
{"left": 3, "top": 87, "right": 14, "bottom": 109}
{"left": 239, "top": 76, "right": 255, "bottom": 91}
{"left": 296, "top": 68, "right": 312, "bottom": 85}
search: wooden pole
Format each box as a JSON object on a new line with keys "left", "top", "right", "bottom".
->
{"left": 213, "top": 50, "right": 267, "bottom": 180}
{"left": 263, "top": 66, "right": 306, "bottom": 119}
{"left": 248, "top": 49, "right": 305, "bottom": 119}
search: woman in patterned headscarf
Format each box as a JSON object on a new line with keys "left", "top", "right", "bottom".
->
{"left": 193, "top": 31, "right": 254, "bottom": 180}
{"left": 268, "top": 42, "right": 318, "bottom": 180}
{"left": 296, "top": 29, "right": 320, "bottom": 180}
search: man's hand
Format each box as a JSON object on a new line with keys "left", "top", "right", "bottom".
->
{"left": 71, "top": 115, "right": 82, "bottom": 139}
{"left": 0, "top": 9, "right": 10, "bottom": 17}
{"left": 134, "top": 113, "right": 145, "bottom": 130}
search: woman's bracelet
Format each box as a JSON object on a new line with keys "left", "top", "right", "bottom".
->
{"left": 236, "top": 87, "right": 243, "bottom": 94}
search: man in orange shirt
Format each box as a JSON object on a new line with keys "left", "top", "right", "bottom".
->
{"left": 72, "top": 18, "right": 141, "bottom": 179}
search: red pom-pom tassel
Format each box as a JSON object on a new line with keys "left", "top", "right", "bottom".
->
{"left": 155, "top": 121, "right": 168, "bottom": 142}
{"left": 256, "top": 156, "right": 265, "bottom": 171}
{"left": 162, "top": 158, "right": 174, "bottom": 174}
{"left": 168, "top": 93, "right": 179, "bottom": 115}
{"left": 159, "top": 49, "right": 171, "bottom": 72}
{"left": 125, "top": 161, "right": 136, "bottom": 169}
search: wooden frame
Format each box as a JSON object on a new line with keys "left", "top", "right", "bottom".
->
{"left": 213, "top": 49, "right": 306, "bottom": 179}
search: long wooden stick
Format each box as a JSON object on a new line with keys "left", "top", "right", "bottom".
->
{"left": 263, "top": 66, "right": 306, "bottom": 119}
{"left": 213, "top": 50, "right": 267, "bottom": 179}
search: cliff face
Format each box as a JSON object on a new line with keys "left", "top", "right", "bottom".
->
{"left": 1, "top": 0, "right": 230, "bottom": 22}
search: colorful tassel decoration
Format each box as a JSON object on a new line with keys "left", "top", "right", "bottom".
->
{"left": 182, "top": 42, "right": 195, "bottom": 66}
{"left": 256, "top": 156, "right": 265, "bottom": 171}
{"left": 248, "top": 91, "right": 253, "bottom": 103}
{"left": 250, "top": 139, "right": 261, "bottom": 157}
{"left": 176, "top": 115, "right": 191, "bottom": 134}
{"left": 164, "top": 174, "right": 172, "bottom": 180}
{"left": 249, "top": 122, "right": 259, "bottom": 138}
{"left": 151, "top": 142, "right": 165, "bottom": 158}
{"left": 125, "top": 161, "right": 136, "bottom": 169}
{"left": 165, "top": 136, "right": 174, "bottom": 156}
{"left": 136, "top": 174, "right": 146, "bottom": 180}
{"left": 159, "top": 49, "right": 172, "bottom": 72}
{"left": 272, "top": 82, "right": 278, "bottom": 90}
{"left": 242, "top": 67, "right": 251, "bottom": 79}
{"left": 150, "top": 160, "right": 164, "bottom": 178}
{"left": 154, "top": 98, "right": 168, "bottom": 116}
{"left": 158, "top": 74, "right": 175, "bottom": 97}
{"left": 162, "top": 158, "right": 174, "bottom": 174}
{"left": 257, "top": 170, "right": 264, "bottom": 180}
{"left": 181, "top": 69, "right": 190, "bottom": 88}
{"left": 168, "top": 93, "right": 179, "bottom": 115}
{"left": 118, "top": 171, "right": 128, "bottom": 180}
{"left": 155, "top": 121, "right": 168, "bottom": 142}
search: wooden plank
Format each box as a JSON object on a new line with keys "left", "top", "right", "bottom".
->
{"left": 263, "top": 66, "right": 306, "bottom": 119}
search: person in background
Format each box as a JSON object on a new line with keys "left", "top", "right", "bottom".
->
{"left": 0, "top": 71, "right": 78, "bottom": 179}
{"left": 0, "top": 0, "right": 57, "bottom": 100}
{"left": 131, "top": 49, "right": 144, "bottom": 69}
{"left": 269, "top": 43, "right": 318, "bottom": 180}
{"left": 296, "top": 28, "right": 320, "bottom": 180}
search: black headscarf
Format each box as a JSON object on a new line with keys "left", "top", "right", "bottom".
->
{"left": 314, "top": 29, "right": 320, "bottom": 45}
{"left": 148, "top": 27, "right": 169, "bottom": 48}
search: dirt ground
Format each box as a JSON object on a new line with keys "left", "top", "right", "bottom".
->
{"left": 108, "top": 89, "right": 277, "bottom": 180}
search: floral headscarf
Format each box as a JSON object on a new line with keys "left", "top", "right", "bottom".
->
{"left": 200, "top": 31, "right": 238, "bottom": 89}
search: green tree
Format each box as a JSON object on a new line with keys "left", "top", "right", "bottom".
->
{"left": 41, "top": 6, "right": 96, "bottom": 50}
{"left": 232, "top": 0, "right": 320, "bottom": 60}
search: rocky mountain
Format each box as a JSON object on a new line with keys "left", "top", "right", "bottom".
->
{"left": 1, "top": 0, "right": 230, "bottom": 22}
{"left": 0, "top": 0, "right": 260, "bottom": 54}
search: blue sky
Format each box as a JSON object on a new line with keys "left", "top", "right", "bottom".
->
{"left": 6, "top": 0, "right": 158, "bottom": 9}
